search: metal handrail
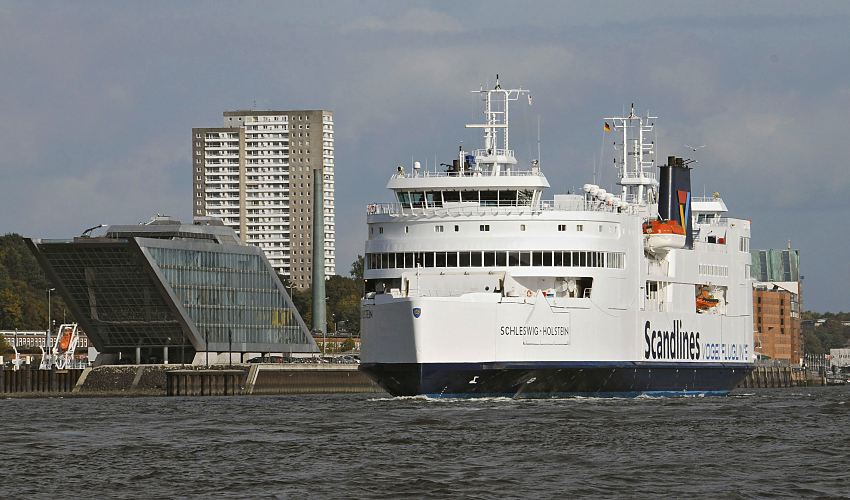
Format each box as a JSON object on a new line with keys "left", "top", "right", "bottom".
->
{"left": 392, "top": 169, "right": 544, "bottom": 179}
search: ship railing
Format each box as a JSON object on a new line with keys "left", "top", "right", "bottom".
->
{"left": 539, "top": 199, "right": 636, "bottom": 214}
{"left": 692, "top": 196, "right": 725, "bottom": 203}
{"left": 367, "top": 199, "right": 636, "bottom": 216}
{"left": 619, "top": 170, "right": 657, "bottom": 181}
{"left": 392, "top": 169, "right": 545, "bottom": 179}
{"left": 692, "top": 240, "right": 729, "bottom": 253}
{"left": 472, "top": 148, "right": 515, "bottom": 158}
{"left": 694, "top": 217, "right": 731, "bottom": 227}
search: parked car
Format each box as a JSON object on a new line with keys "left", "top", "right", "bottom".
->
{"left": 247, "top": 356, "right": 286, "bottom": 364}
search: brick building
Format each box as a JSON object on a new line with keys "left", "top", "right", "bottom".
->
{"left": 752, "top": 283, "right": 801, "bottom": 365}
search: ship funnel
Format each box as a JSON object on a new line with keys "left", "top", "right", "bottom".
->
{"left": 658, "top": 156, "right": 693, "bottom": 249}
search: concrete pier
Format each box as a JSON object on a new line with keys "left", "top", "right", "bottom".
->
{"left": 246, "top": 364, "right": 382, "bottom": 395}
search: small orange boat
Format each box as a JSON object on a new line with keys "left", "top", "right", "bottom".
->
{"left": 59, "top": 327, "right": 73, "bottom": 352}
{"left": 642, "top": 219, "right": 685, "bottom": 235}
{"left": 643, "top": 219, "right": 686, "bottom": 253}
{"left": 696, "top": 287, "right": 720, "bottom": 312}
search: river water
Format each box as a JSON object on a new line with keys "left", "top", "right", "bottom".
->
{"left": 3, "top": 388, "right": 849, "bottom": 498}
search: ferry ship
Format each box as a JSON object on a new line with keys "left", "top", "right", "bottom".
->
{"left": 360, "top": 77, "right": 754, "bottom": 397}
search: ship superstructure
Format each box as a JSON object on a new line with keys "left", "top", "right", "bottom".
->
{"left": 360, "top": 78, "right": 754, "bottom": 397}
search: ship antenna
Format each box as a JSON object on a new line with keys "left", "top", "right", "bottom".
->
{"left": 536, "top": 115, "right": 541, "bottom": 166}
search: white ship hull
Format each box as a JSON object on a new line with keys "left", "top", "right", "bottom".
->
{"left": 361, "top": 291, "right": 752, "bottom": 397}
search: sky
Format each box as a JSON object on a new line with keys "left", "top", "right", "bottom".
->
{"left": 1, "top": 1, "right": 848, "bottom": 312}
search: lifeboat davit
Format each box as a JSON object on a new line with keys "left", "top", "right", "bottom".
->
{"left": 643, "top": 219, "right": 686, "bottom": 253}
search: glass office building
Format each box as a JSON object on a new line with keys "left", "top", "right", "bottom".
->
{"left": 28, "top": 217, "right": 317, "bottom": 364}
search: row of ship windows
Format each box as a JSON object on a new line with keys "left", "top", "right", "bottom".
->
{"left": 698, "top": 264, "right": 729, "bottom": 277}
{"left": 367, "top": 251, "right": 625, "bottom": 270}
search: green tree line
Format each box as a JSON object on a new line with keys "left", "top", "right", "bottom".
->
{"left": 283, "top": 255, "right": 364, "bottom": 336}
{"left": 0, "top": 233, "right": 69, "bottom": 331}
{"left": 802, "top": 311, "right": 850, "bottom": 354}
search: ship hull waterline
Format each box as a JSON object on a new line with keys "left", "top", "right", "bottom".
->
{"left": 360, "top": 362, "right": 753, "bottom": 398}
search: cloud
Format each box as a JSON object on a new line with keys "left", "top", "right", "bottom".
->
{"left": 2, "top": 2, "right": 849, "bottom": 310}
{"left": 347, "top": 8, "right": 463, "bottom": 34}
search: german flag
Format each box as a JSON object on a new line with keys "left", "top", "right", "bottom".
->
{"left": 603, "top": 122, "right": 611, "bottom": 133}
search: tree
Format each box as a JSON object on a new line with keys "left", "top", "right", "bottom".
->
{"left": 340, "top": 337, "right": 355, "bottom": 352}
{"left": 0, "top": 234, "right": 72, "bottom": 329}
{"left": 0, "top": 333, "right": 11, "bottom": 355}
{"left": 0, "top": 288, "right": 23, "bottom": 329}
{"left": 803, "top": 329, "right": 825, "bottom": 355}
{"left": 350, "top": 254, "right": 365, "bottom": 297}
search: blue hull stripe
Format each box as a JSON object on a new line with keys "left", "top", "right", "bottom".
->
{"left": 361, "top": 362, "right": 752, "bottom": 399}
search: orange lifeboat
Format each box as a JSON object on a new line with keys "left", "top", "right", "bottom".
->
{"left": 696, "top": 287, "right": 720, "bottom": 312}
{"left": 58, "top": 327, "right": 73, "bottom": 352}
{"left": 643, "top": 219, "right": 685, "bottom": 235}
{"left": 643, "top": 219, "right": 686, "bottom": 253}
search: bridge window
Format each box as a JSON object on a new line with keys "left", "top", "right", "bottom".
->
{"left": 443, "top": 191, "right": 460, "bottom": 203}
{"left": 499, "top": 190, "right": 517, "bottom": 206}
{"left": 410, "top": 192, "right": 425, "bottom": 208}
{"left": 480, "top": 190, "right": 498, "bottom": 206}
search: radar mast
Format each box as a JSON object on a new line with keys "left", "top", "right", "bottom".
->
{"left": 465, "top": 75, "right": 532, "bottom": 176}
{"left": 605, "top": 104, "right": 658, "bottom": 205}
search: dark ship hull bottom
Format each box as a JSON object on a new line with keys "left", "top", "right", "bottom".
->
{"left": 360, "top": 362, "right": 752, "bottom": 398}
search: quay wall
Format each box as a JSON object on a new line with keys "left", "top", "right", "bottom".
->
{"left": 1, "top": 369, "right": 84, "bottom": 395}
{"left": 737, "top": 366, "right": 825, "bottom": 389}
{"left": 2, "top": 364, "right": 383, "bottom": 397}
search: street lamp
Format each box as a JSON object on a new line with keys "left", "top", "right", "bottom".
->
{"left": 46, "top": 288, "right": 55, "bottom": 367}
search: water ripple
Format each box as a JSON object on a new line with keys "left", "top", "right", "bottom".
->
{"left": 3, "top": 387, "right": 850, "bottom": 498}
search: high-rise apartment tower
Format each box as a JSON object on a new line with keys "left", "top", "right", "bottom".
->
{"left": 192, "top": 110, "right": 335, "bottom": 287}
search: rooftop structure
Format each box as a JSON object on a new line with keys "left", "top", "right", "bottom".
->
{"left": 27, "top": 217, "right": 317, "bottom": 364}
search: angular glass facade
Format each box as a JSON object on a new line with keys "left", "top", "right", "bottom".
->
{"left": 28, "top": 218, "right": 317, "bottom": 362}
{"left": 30, "top": 242, "right": 185, "bottom": 350}
{"left": 145, "top": 246, "right": 311, "bottom": 348}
